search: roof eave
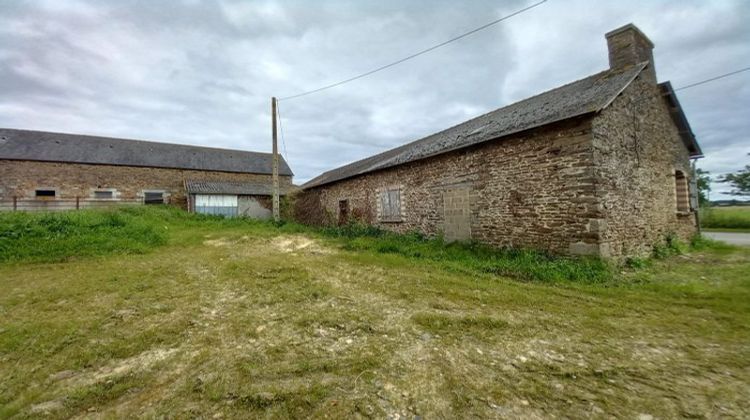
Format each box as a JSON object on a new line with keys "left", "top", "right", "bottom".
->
{"left": 658, "top": 81, "right": 703, "bottom": 158}
{"left": 302, "top": 111, "right": 599, "bottom": 189}
{"left": 0, "top": 156, "right": 294, "bottom": 177}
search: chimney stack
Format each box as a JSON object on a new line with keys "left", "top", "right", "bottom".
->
{"left": 605, "top": 24, "right": 655, "bottom": 78}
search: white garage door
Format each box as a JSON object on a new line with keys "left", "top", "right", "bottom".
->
{"left": 195, "top": 194, "right": 238, "bottom": 217}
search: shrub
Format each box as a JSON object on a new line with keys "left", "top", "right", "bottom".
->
{"left": 652, "top": 232, "right": 687, "bottom": 259}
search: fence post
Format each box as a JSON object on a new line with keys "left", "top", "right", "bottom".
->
{"left": 76, "top": 196, "right": 80, "bottom": 210}
{"left": 13, "top": 196, "right": 17, "bottom": 211}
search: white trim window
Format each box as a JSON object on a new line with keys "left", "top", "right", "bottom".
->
{"left": 143, "top": 190, "right": 166, "bottom": 205}
{"left": 35, "top": 188, "right": 57, "bottom": 198}
{"left": 92, "top": 189, "right": 117, "bottom": 200}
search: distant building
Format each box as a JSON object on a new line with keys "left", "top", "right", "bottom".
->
{"left": 301, "top": 24, "right": 703, "bottom": 259}
{"left": 0, "top": 129, "right": 293, "bottom": 218}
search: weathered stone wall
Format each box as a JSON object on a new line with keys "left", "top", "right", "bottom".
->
{"left": 306, "top": 117, "right": 601, "bottom": 255}
{"left": 0, "top": 160, "right": 292, "bottom": 209}
{"left": 305, "top": 70, "right": 696, "bottom": 259}
{"left": 591, "top": 67, "right": 697, "bottom": 258}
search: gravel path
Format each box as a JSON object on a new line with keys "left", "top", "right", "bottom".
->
{"left": 704, "top": 231, "right": 750, "bottom": 246}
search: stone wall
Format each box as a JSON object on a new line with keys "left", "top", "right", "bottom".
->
{"left": 0, "top": 160, "right": 292, "bottom": 209}
{"left": 306, "top": 117, "right": 601, "bottom": 255}
{"left": 304, "top": 70, "right": 697, "bottom": 259}
{"left": 591, "top": 67, "right": 697, "bottom": 258}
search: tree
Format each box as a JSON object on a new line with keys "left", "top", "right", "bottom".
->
{"left": 719, "top": 154, "right": 750, "bottom": 196}
{"left": 696, "top": 168, "right": 711, "bottom": 206}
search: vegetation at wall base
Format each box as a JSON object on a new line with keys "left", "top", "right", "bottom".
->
{"left": 326, "top": 224, "right": 613, "bottom": 284}
{"left": 0, "top": 207, "right": 736, "bottom": 284}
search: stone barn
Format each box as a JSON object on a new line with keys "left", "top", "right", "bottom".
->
{"left": 0, "top": 128, "right": 293, "bottom": 217}
{"left": 301, "top": 24, "right": 703, "bottom": 259}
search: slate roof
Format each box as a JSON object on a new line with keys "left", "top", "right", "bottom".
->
{"left": 185, "top": 180, "right": 289, "bottom": 196}
{"left": 659, "top": 81, "right": 703, "bottom": 157}
{"left": 303, "top": 63, "right": 649, "bottom": 189}
{"left": 0, "top": 128, "right": 293, "bottom": 176}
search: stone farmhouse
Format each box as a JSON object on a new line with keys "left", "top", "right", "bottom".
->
{"left": 0, "top": 129, "right": 293, "bottom": 218}
{"left": 302, "top": 24, "right": 703, "bottom": 259}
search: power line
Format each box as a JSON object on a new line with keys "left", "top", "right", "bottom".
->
{"left": 276, "top": 101, "right": 288, "bottom": 161}
{"left": 278, "top": 0, "right": 548, "bottom": 101}
{"left": 632, "top": 65, "right": 750, "bottom": 104}
{"left": 674, "top": 66, "right": 750, "bottom": 92}
{"left": 277, "top": 65, "right": 749, "bottom": 168}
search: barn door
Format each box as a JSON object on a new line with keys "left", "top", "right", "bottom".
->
{"left": 443, "top": 186, "right": 471, "bottom": 242}
{"left": 195, "top": 194, "right": 238, "bottom": 217}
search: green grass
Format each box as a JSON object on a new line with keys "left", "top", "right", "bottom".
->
{"left": 0, "top": 206, "right": 309, "bottom": 264}
{"left": 325, "top": 225, "right": 613, "bottom": 283}
{"left": 701, "top": 206, "right": 750, "bottom": 229}
{"left": 0, "top": 207, "right": 168, "bottom": 263}
{"left": 1, "top": 208, "right": 613, "bottom": 283}
{"left": 0, "top": 207, "right": 749, "bottom": 418}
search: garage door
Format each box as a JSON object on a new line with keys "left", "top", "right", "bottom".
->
{"left": 195, "top": 194, "right": 238, "bottom": 217}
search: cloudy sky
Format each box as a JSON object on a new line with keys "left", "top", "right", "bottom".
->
{"left": 1, "top": 0, "right": 748, "bottom": 196}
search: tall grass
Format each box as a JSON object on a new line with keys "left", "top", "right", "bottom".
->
{"left": 0, "top": 208, "right": 168, "bottom": 263}
{"left": 701, "top": 206, "right": 750, "bottom": 229}
{"left": 324, "top": 224, "right": 613, "bottom": 283}
{"left": 8, "top": 207, "right": 723, "bottom": 284}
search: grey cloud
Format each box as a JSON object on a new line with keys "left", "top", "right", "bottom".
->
{"left": 0, "top": 0, "right": 748, "bottom": 198}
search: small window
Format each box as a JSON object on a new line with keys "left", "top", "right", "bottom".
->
{"left": 379, "top": 187, "right": 402, "bottom": 222}
{"left": 94, "top": 190, "right": 114, "bottom": 199}
{"left": 35, "top": 189, "right": 56, "bottom": 197}
{"left": 144, "top": 191, "right": 165, "bottom": 205}
{"left": 675, "top": 170, "right": 690, "bottom": 213}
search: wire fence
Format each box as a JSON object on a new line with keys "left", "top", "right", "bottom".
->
{"left": 0, "top": 197, "right": 155, "bottom": 212}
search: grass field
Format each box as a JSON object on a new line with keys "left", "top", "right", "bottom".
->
{"left": 1, "top": 208, "right": 749, "bottom": 418}
{"left": 701, "top": 205, "right": 750, "bottom": 230}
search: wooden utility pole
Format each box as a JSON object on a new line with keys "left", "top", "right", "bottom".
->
{"left": 271, "top": 97, "right": 280, "bottom": 222}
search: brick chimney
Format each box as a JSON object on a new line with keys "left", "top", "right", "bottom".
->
{"left": 605, "top": 24, "right": 655, "bottom": 80}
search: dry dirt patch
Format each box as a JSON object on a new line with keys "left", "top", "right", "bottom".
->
{"left": 272, "top": 235, "right": 333, "bottom": 255}
{"left": 203, "top": 235, "right": 333, "bottom": 256}
{"left": 62, "top": 348, "right": 180, "bottom": 388}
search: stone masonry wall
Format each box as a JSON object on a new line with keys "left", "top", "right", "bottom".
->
{"left": 591, "top": 67, "right": 697, "bottom": 258}
{"left": 307, "top": 117, "right": 602, "bottom": 255}
{"left": 0, "top": 160, "right": 293, "bottom": 209}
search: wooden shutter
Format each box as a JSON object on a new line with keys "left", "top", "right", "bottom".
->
{"left": 380, "top": 190, "right": 390, "bottom": 219}
{"left": 379, "top": 187, "right": 401, "bottom": 221}
{"left": 389, "top": 188, "right": 401, "bottom": 218}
